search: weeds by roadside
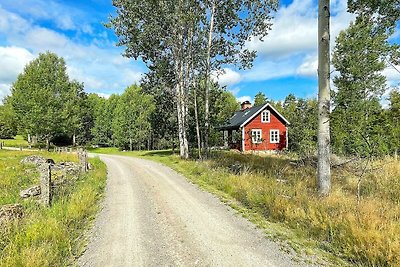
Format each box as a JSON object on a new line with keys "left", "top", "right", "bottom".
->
{"left": 0, "top": 150, "right": 107, "bottom": 266}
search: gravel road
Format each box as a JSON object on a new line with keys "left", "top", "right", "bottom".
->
{"left": 78, "top": 154, "right": 312, "bottom": 267}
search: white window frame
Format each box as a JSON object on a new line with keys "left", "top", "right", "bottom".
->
{"left": 261, "top": 110, "right": 270, "bottom": 123}
{"left": 251, "top": 129, "right": 262, "bottom": 144}
{"left": 270, "top": 129, "right": 280, "bottom": 144}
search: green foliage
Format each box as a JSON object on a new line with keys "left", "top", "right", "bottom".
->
{"left": 0, "top": 103, "right": 17, "bottom": 139}
{"left": 112, "top": 85, "right": 155, "bottom": 150}
{"left": 88, "top": 94, "right": 119, "bottom": 146}
{"left": 142, "top": 76, "right": 178, "bottom": 150}
{"left": 348, "top": 0, "right": 400, "bottom": 33}
{"left": 282, "top": 94, "right": 318, "bottom": 155}
{"left": 386, "top": 89, "right": 400, "bottom": 155}
{"left": 209, "top": 87, "right": 240, "bottom": 146}
{"left": 9, "top": 52, "right": 89, "bottom": 146}
{"left": 331, "top": 19, "right": 394, "bottom": 156}
{"left": 0, "top": 150, "right": 107, "bottom": 266}
{"left": 254, "top": 91, "right": 268, "bottom": 106}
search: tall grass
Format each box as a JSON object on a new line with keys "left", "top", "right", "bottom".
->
{"left": 0, "top": 150, "right": 107, "bottom": 266}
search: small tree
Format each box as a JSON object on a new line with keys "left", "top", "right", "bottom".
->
{"left": 112, "top": 85, "right": 155, "bottom": 150}
{"left": 10, "top": 52, "right": 77, "bottom": 149}
{"left": 254, "top": 92, "right": 268, "bottom": 106}
{"left": 0, "top": 102, "right": 17, "bottom": 139}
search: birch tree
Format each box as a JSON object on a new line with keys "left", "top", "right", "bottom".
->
{"left": 108, "top": 0, "right": 202, "bottom": 158}
{"left": 201, "top": 0, "right": 277, "bottom": 154}
{"left": 317, "top": 0, "right": 331, "bottom": 196}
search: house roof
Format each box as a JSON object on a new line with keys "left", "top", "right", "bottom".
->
{"left": 219, "top": 103, "right": 290, "bottom": 130}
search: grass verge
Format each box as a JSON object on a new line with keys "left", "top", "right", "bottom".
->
{"left": 90, "top": 147, "right": 400, "bottom": 267}
{"left": 0, "top": 135, "right": 29, "bottom": 148}
{"left": 0, "top": 150, "right": 107, "bottom": 267}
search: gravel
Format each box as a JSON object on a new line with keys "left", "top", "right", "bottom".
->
{"left": 78, "top": 154, "right": 316, "bottom": 267}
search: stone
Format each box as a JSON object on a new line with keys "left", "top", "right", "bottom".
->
{"left": 20, "top": 185, "right": 41, "bottom": 198}
{"left": 0, "top": 204, "right": 23, "bottom": 225}
{"left": 20, "top": 155, "right": 47, "bottom": 166}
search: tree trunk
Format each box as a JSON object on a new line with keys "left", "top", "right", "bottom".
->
{"left": 317, "top": 0, "right": 331, "bottom": 196}
{"left": 73, "top": 133, "right": 76, "bottom": 147}
{"left": 174, "top": 32, "right": 189, "bottom": 159}
{"left": 194, "top": 81, "right": 202, "bottom": 159}
{"left": 129, "top": 138, "right": 133, "bottom": 151}
{"left": 32, "top": 134, "right": 38, "bottom": 145}
{"left": 46, "top": 137, "right": 50, "bottom": 151}
{"left": 203, "top": 2, "right": 216, "bottom": 156}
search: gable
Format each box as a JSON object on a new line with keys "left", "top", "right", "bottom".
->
{"left": 240, "top": 103, "right": 290, "bottom": 128}
{"left": 219, "top": 102, "right": 290, "bottom": 130}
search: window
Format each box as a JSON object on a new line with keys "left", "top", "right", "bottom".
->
{"left": 270, "top": 130, "right": 280, "bottom": 143}
{"left": 261, "top": 110, "right": 270, "bottom": 123}
{"left": 251, "top": 129, "right": 262, "bottom": 144}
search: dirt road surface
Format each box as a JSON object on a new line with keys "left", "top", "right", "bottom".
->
{"left": 78, "top": 154, "right": 313, "bottom": 267}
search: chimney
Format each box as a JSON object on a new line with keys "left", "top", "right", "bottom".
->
{"left": 241, "top": 100, "right": 252, "bottom": 111}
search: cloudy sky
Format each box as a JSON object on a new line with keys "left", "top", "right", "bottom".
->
{"left": 0, "top": 0, "right": 399, "bottom": 103}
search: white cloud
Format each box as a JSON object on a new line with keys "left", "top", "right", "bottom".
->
{"left": 0, "top": 46, "right": 34, "bottom": 84}
{"left": 247, "top": 0, "right": 354, "bottom": 59}
{"left": 242, "top": 0, "right": 355, "bottom": 83}
{"left": 213, "top": 68, "right": 242, "bottom": 86}
{"left": 296, "top": 54, "right": 318, "bottom": 77}
{"left": 0, "top": 7, "right": 145, "bottom": 98}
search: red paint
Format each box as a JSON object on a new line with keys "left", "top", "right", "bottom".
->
{"left": 242, "top": 107, "right": 287, "bottom": 151}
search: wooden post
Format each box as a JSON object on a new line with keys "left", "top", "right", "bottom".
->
{"left": 40, "top": 164, "right": 52, "bottom": 206}
{"left": 0, "top": 142, "right": 2, "bottom": 149}
{"left": 19, "top": 146, "right": 22, "bottom": 151}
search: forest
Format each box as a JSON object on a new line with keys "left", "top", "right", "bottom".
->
{"left": 0, "top": 50, "right": 398, "bottom": 159}
{"left": 0, "top": 0, "right": 399, "bottom": 160}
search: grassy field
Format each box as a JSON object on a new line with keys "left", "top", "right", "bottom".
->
{"left": 0, "top": 135, "right": 29, "bottom": 148}
{"left": 90, "top": 147, "right": 400, "bottom": 266}
{"left": 0, "top": 150, "right": 107, "bottom": 267}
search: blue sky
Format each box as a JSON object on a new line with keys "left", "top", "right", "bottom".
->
{"left": 0, "top": 0, "right": 399, "bottom": 103}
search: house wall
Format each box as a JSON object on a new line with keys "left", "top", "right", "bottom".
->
{"left": 242, "top": 107, "right": 287, "bottom": 151}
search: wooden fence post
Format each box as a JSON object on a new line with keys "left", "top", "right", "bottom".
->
{"left": 40, "top": 164, "right": 52, "bottom": 207}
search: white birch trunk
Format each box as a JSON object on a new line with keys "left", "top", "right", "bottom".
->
{"left": 317, "top": 0, "right": 331, "bottom": 196}
{"left": 203, "top": 2, "right": 215, "bottom": 154}
{"left": 175, "top": 31, "right": 189, "bottom": 159}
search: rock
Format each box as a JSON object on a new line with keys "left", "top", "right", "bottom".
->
{"left": 52, "top": 162, "right": 80, "bottom": 175}
{"left": 20, "top": 155, "right": 47, "bottom": 166}
{"left": 0, "top": 204, "right": 23, "bottom": 224}
{"left": 20, "top": 185, "right": 41, "bottom": 199}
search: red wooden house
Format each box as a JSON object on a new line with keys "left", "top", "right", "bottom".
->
{"left": 219, "top": 101, "right": 290, "bottom": 152}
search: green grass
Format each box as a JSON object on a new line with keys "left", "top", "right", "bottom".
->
{"left": 90, "top": 148, "right": 400, "bottom": 267}
{"left": 0, "top": 150, "right": 107, "bottom": 267}
{"left": 0, "top": 135, "right": 29, "bottom": 148}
